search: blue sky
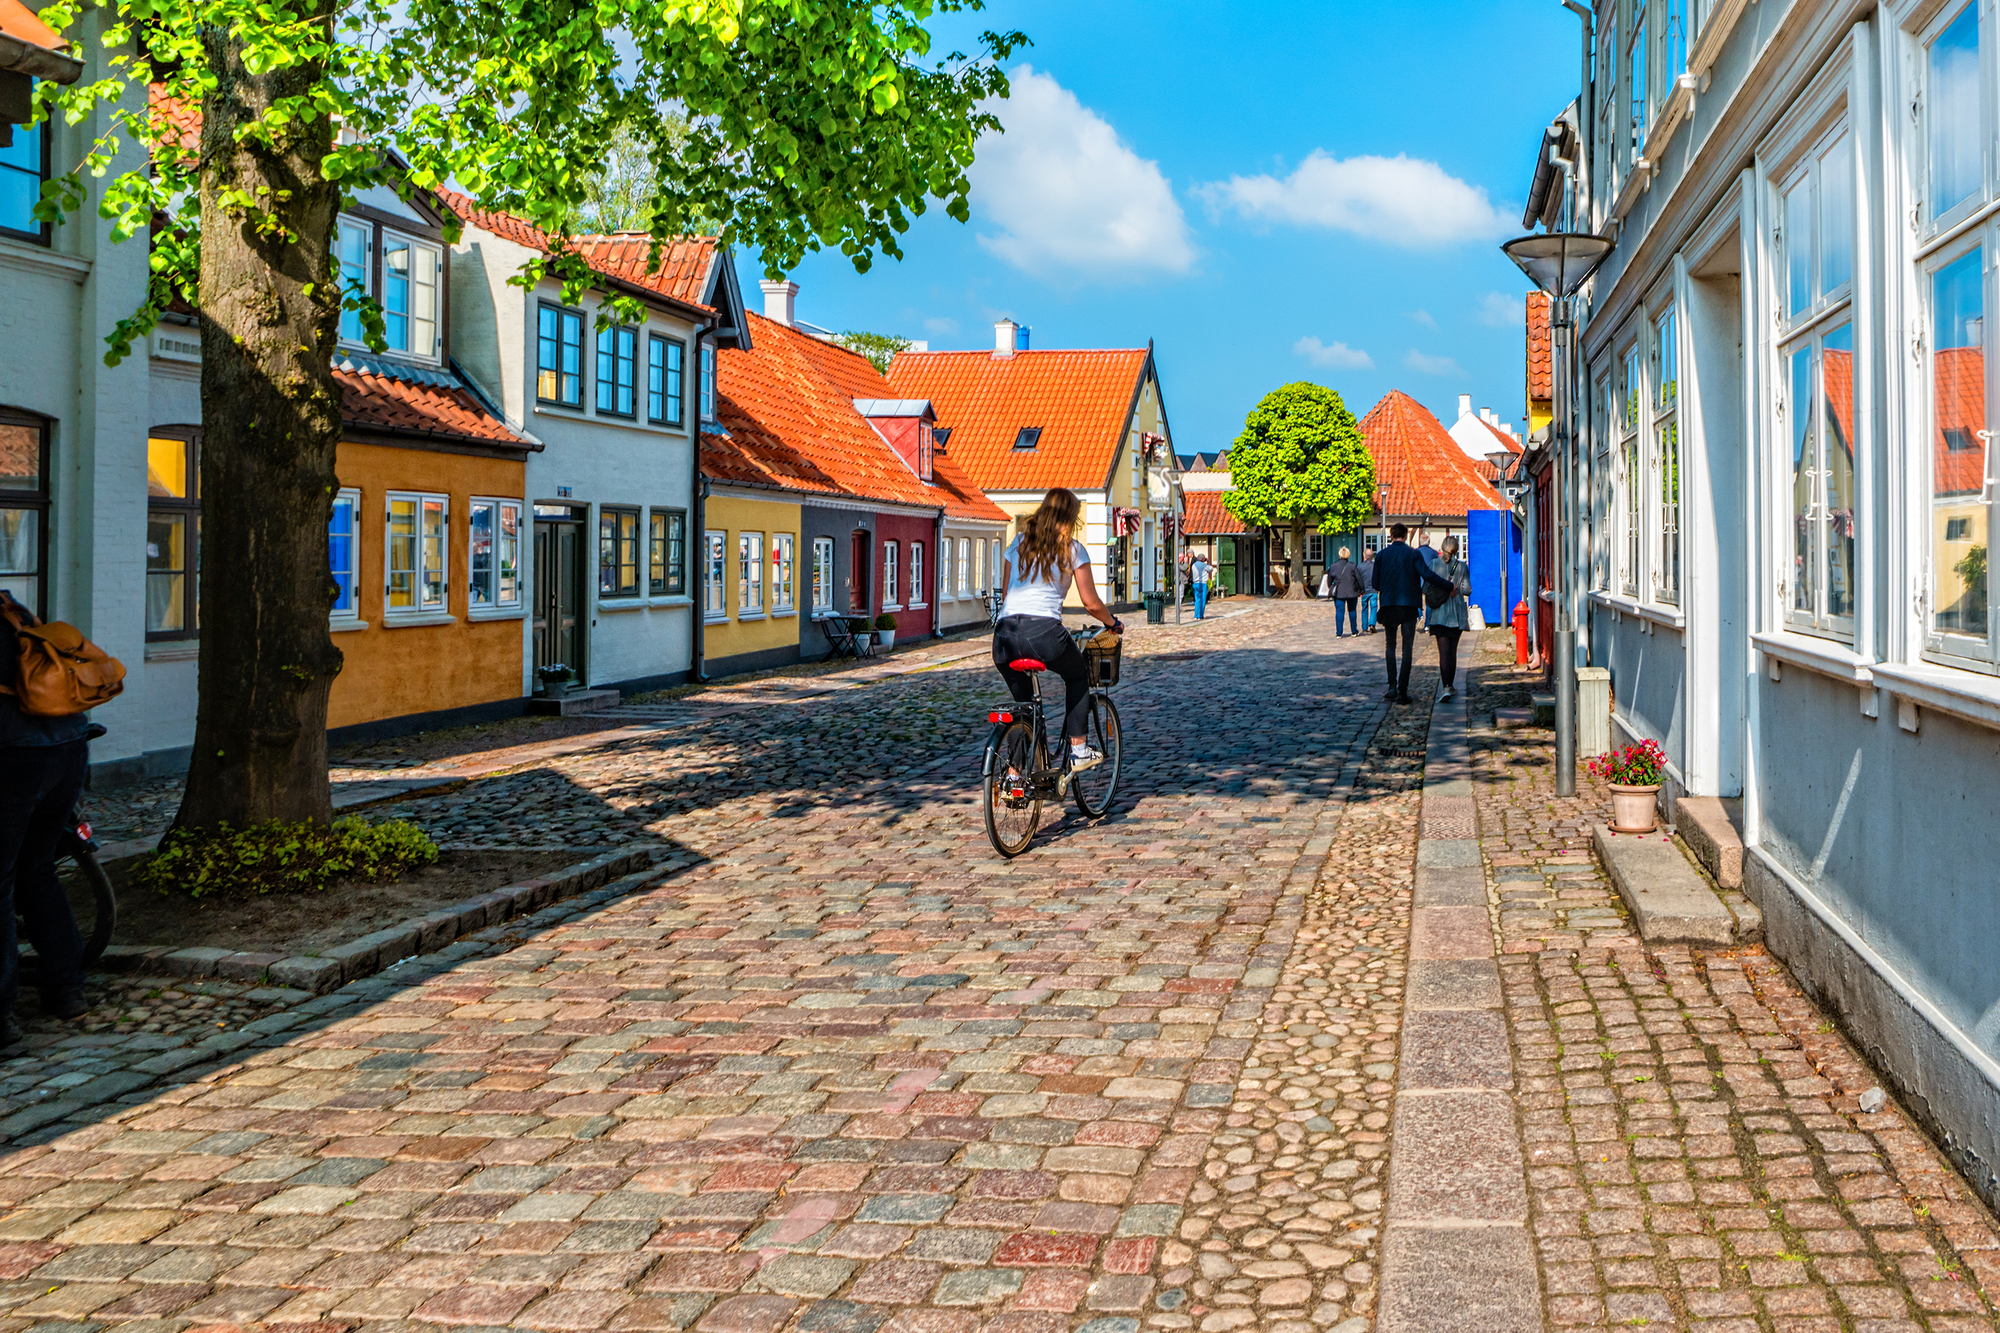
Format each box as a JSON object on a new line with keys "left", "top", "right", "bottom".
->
{"left": 734, "top": 1, "right": 1581, "bottom": 454}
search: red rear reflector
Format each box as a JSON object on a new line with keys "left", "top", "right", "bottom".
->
{"left": 989, "top": 710, "right": 1013, "bottom": 724}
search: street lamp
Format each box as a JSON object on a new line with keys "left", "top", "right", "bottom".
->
{"left": 1502, "top": 231, "right": 1611, "bottom": 797}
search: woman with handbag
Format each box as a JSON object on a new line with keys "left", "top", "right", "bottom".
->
{"left": 1424, "top": 536, "right": 1473, "bottom": 702}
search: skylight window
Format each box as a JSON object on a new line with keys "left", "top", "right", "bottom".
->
{"left": 1013, "top": 427, "right": 1042, "bottom": 451}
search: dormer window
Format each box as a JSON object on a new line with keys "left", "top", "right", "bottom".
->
{"left": 1013, "top": 427, "right": 1042, "bottom": 451}
{"left": 918, "top": 423, "right": 934, "bottom": 481}
{"left": 335, "top": 215, "right": 442, "bottom": 362}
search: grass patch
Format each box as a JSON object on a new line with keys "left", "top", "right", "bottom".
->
{"left": 137, "top": 817, "right": 439, "bottom": 899}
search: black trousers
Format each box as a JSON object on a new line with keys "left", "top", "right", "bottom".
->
{"left": 993, "top": 614, "right": 1091, "bottom": 739}
{"left": 1380, "top": 606, "right": 1420, "bottom": 697}
{"left": 1432, "top": 627, "right": 1465, "bottom": 689}
{"left": 0, "top": 741, "right": 87, "bottom": 1016}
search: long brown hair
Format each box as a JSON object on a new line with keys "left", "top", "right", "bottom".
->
{"left": 1018, "top": 488, "right": 1082, "bottom": 583}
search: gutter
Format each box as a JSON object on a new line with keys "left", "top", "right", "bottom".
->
{"left": 0, "top": 34, "right": 83, "bottom": 84}
{"left": 691, "top": 317, "right": 716, "bottom": 684}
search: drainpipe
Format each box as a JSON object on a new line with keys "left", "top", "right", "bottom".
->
{"left": 932, "top": 511, "right": 947, "bottom": 639}
{"left": 691, "top": 319, "right": 716, "bottom": 683}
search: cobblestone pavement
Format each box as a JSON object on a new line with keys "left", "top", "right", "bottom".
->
{"left": 1468, "top": 656, "right": 2000, "bottom": 1332}
{"left": 0, "top": 600, "right": 1421, "bottom": 1333}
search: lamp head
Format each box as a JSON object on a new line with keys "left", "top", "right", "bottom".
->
{"left": 1501, "top": 232, "right": 1613, "bottom": 299}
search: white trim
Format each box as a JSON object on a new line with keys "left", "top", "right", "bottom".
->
{"left": 1590, "top": 588, "right": 1688, "bottom": 630}
{"left": 1872, "top": 659, "right": 2000, "bottom": 731}
{"left": 143, "top": 643, "right": 199, "bottom": 662}
{"left": 737, "top": 611, "right": 766, "bottom": 622}
{"left": 1688, "top": 0, "right": 1753, "bottom": 85}
{"left": 379, "top": 612, "right": 457, "bottom": 629}
{"left": 1751, "top": 629, "right": 1876, "bottom": 684}
{"left": 329, "top": 619, "right": 370, "bottom": 634}
{"left": 880, "top": 603, "right": 903, "bottom": 613}
{"left": 593, "top": 599, "right": 648, "bottom": 614}
{"left": 0, "top": 234, "right": 90, "bottom": 283}
{"left": 771, "top": 609, "right": 798, "bottom": 620}
{"left": 466, "top": 608, "right": 525, "bottom": 623}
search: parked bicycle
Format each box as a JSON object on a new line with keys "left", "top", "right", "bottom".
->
{"left": 981, "top": 626, "right": 1123, "bottom": 857}
{"left": 48, "top": 722, "right": 116, "bottom": 968}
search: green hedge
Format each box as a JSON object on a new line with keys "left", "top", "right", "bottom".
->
{"left": 138, "top": 817, "right": 440, "bottom": 899}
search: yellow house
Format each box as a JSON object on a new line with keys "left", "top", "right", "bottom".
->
{"left": 697, "top": 488, "right": 803, "bottom": 676}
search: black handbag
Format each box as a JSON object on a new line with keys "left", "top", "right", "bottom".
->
{"left": 1422, "top": 561, "right": 1456, "bottom": 610}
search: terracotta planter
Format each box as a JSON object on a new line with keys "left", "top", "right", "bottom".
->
{"left": 1610, "top": 783, "right": 1661, "bottom": 834}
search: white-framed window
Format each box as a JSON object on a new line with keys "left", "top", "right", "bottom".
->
{"left": 386, "top": 491, "right": 448, "bottom": 614}
{"left": 1784, "top": 324, "right": 1857, "bottom": 639}
{"left": 600, "top": 506, "right": 641, "bottom": 600}
{"left": 649, "top": 508, "right": 687, "bottom": 597}
{"left": 469, "top": 497, "right": 523, "bottom": 610}
{"left": 700, "top": 344, "right": 717, "bottom": 421}
{"left": 1663, "top": 0, "right": 1688, "bottom": 88}
{"left": 1651, "top": 305, "right": 1681, "bottom": 604}
{"left": 335, "top": 216, "right": 442, "bottom": 362}
{"left": 739, "top": 532, "right": 764, "bottom": 613}
{"left": 1307, "top": 532, "right": 1325, "bottom": 563}
{"left": 990, "top": 539, "right": 1002, "bottom": 593}
{"left": 1923, "top": 0, "right": 1985, "bottom": 236}
{"left": 773, "top": 533, "right": 795, "bottom": 612}
{"left": 330, "top": 487, "right": 361, "bottom": 620}
{"left": 1923, "top": 238, "right": 1992, "bottom": 661}
{"left": 1628, "top": 9, "right": 1650, "bottom": 161}
{"left": 704, "top": 530, "right": 727, "bottom": 620}
{"left": 812, "top": 536, "right": 834, "bottom": 613}
{"left": 1599, "top": 8, "right": 1623, "bottom": 205}
{"left": 1620, "top": 342, "right": 1643, "bottom": 595}
{"left": 882, "top": 541, "right": 899, "bottom": 609}
{"left": 1593, "top": 368, "right": 1615, "bottom": 592}
{"left": 958, "top": 538, "right": 971, "bottom": 598}
{"left": 1780, "top": 125, "right": 1855, "bottom": 330}
{"left": 910, "top": 541, "right": 925, "bottom": 607}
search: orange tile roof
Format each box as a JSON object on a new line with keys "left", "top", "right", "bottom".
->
{"left": 1181, "top": 490, "right": 1252, "bottom": 536}
{"left": 1527, "top": 291, "right": 1552, "bottom": 403}
{"left": 1934, "top": 347, "right": 1986, "bottom": 497}
{"left": 435, "top": 189, "right": 718, "bottom": 315}
{"left": 706, "top": 313, "right": 1009, "bottom": 522}
{"left": 334, "top": 357, "right": 530, "bottom": 450}
{"left": 0, "top": 0, "right": 61, "bottom": 49}
{"left": 1, "top": 0, "right": 80, "bottom": 79}
{"left": 1359, "top": 391, "right": 1511, "bottom": 517}
{"left": 884, "top": 347, "right": 1151, "bottom": 492}
{"left": 147, "top": 85, "right": 200, "bottom": 159}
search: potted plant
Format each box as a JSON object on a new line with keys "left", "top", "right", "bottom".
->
{"left": 1588, "top": 739, "right": 1667, "bottom": 833}
{"left": 873, "top": 612, "right": 899, "bottom": 649}
{"left": 536, "top": 663, "right": 574, "bottom": 698}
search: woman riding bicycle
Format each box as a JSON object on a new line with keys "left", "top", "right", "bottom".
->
{"left": 993, "top": 488, "right": 1122, "bottom": 772}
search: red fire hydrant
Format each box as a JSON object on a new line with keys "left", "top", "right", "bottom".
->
{"left": 1512, "top": 599, "right": 1531, "bottom": 666}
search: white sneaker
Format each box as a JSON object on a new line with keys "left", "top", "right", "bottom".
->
{"left": 1069, "top": 745, "right": 1105, "bottom": 772}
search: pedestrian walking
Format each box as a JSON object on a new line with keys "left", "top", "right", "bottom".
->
{"left": 1359, "top": 549, "right": 1378, "bottom": 632}
{"left": 1371, "top": 524, "right": 1454, "bottom": 704}
{"left": 1190, "top": 552, "right": 1212, "bottom": 620}
{"left": 0, "top": 591, "right": 97, "bottom": 1044}
{"left": 1425, "top": 535, "right": 1473, "bottom": 702}
{"left": 1413, "top": 528, "right": 1439, "bottom": 630}
{"left": 1327, "top": 546, "right": 1363, "bottom": 637}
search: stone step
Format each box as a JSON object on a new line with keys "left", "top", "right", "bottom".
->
{"left": 526, "top": 687, "right": 621, "bottom": 716}
{"left": 1675, "top": 794, "right": 1744, "bottom": 889}
{"left": 1591, "top": 823, "right": 1743, "bottom": 948}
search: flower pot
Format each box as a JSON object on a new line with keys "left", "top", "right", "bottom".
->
{"left": 878, "top": 631, "right": 896, "bottom": 650}
{"left": 1610, "top": 783, "right": 1661, "bottom": 834}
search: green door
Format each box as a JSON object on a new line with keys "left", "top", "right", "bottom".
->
{"left": 1217, "top": 537, "right": 1239, "bottom": 595}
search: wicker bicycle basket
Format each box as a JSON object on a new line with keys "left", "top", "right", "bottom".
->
{"left": 1081, "top": 632, "right": 1122, "bottom": 687}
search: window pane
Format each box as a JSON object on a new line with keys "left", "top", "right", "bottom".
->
{"left": 336, "top": 222, "right": 369, "bottom": 343}
{"left": 1784, "top": 177, "right": 1811, "bottom": 319}
{"left": 813, "top": 537, "right": 832, "bottom": 611}
{"left": 1790, "top": 344, "right": 1816, "bottom": 617}
{"left": 1820, "top": 135, "right": 1853, "bottom": 295}
{"left": 147, "top": 437, "right": 189, "bottom": 499}
{"left": 382, "top": 238, "right": 412, "bottom": 352}
{"left": 648, "top": 338, "right": 666, "bottom": 423}
{"left": 146, "top": 511, "right": 187, "bottom": 631}
{"left": 0, "top": 423, "right": 39, "bottom": 492}
{"left": 1658, "top": 419, "right": 1679, "bottom": 600}
{"left": 537, "top": 307, "right": 561, "bottom": 400}
{"left": 1656, "top": 308, "right": 1676, "bottom": 410}
{"left": 618, "top": 329, "right": 636, "bottom": 417}
{"left": 1822, "top": 324, "right": 1855, "bottom": 621}
{"left": 330, "top": 494, "right": 356, "bottom": 614}
{"left": 667, "top": 341, "right": 685, "bottom": 425}
{"left": 561, "top": 312, "right": 583, "bottom": 406}
{"left": 387, "top": 498, "right": 417, "bottom": 609}
{"left": 668, "top": 512, "right": 686, "bottom": 595}
{"left": 0, "top": 507, "right": 36, "bottom": 608}
{"left": 649, "top": 510, "right": 667, "bottom": 594}
{"left": 412, "top": 245, "right": 437, "bottom": 356}
{"left": 910, "top": 542, "right": 922, "bottom": 605}
{"left": 499, "top": 502, "right": 521, "bottom": 605}
{"left": 1630, "top": 20, "right": 1649, "bottom": 152}
{"left": 420, "top": 498, "right": 446, "bottom": 609}
{"left": 701, "top": 346, "right": 715, "bottom": 420}
{"left": 597, "top": 327, "right": 618, "bottom": 413}
{"left": 1930, "top": 3, "right": 1982, "bottom": 221}
{"left": 0, "top": 122, "right": 41, "bottom": 236}
{"left": 1932, "top": 247, "right": 1987, "bottom": 639}
{"left": 470, "top": 501, "right": 494, "bottom": 605}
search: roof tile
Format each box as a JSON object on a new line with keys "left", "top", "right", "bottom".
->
{"left": 1359, "top": 391, "right": 1511, "bottom": 518}
{"left": 435, "top": 189, "right": 718, "bottom": 314}
{"left": 335, "top": 359, "right": 528, "bottom": 449}
{"left": 1181, "top": 491, "right": 1252, "bottom": 535}
{"left": 1527, "top": 291, "right": 1552, "bottom": 402}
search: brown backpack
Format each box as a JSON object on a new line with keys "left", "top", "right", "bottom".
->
{"left": 0, "top": 596, "right": 126, "bottom": 717}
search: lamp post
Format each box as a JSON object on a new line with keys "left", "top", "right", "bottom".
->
{"left": 1501, "top": 231, "right": 1611, "bottom": 798}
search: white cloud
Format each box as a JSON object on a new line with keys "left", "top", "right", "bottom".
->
{"left": 1404, "top": 349, "right": 1463, "bottom": 377}
{"left": 1478, "top": 291, "right": 1526, "bottom": 327}
{"left": 923, "top": 315, "right": 960, "bottom": 336}
{"left": 1406, "top": 309, "right": 1438, "bottom": 329}
{"left": 1294, "top": 336, "right": 1374, "bottom": 370}
{"left": 1199, "top": 151, "right": 1514, "bottom": 247}
{"left": 970, "top": 66, "right": 1196, "bottom": 279}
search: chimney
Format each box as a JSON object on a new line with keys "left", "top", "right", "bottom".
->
{"left": 994, "top": 319, "right": 1019, "bottom": 358}
{"left": 1017, "top": 326, "right": 1031, "bottom": 350}
{"left": 1457, "top": 393, "right": 1473, "bottom": 422}
{"left": 761, "top": 279, "right": 798, "bottom": 328}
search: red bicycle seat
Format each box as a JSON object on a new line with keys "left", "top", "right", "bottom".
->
{"left": 1008, "top": 658, "right": 1048, "bottom": 673}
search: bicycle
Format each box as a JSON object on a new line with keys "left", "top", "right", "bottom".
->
{"left": 982, "top": 626, "right": 1124, "bottom": 858}
{"left": 47, "top": 722, "right": 117, "bottom": 969}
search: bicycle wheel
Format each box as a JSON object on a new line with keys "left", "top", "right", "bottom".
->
{"left": 984, "top": 720, "right": 1044, "bottom": 857}
{"left": 1071, "top": 695, "right": 1123, "bottom": 819}
{"left": 62, "top": 845, "right": 117, "bottom": 968}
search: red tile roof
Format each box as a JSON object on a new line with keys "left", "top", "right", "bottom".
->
{"left": 147, "top": 85, "right": 200, "bottom": 158}
{"left": 1934, "top": 347, "right": 1986, "bottom": 497}
{"left": 1, "top": 0, "right": 81, "bottom": 79}
{"left": 1181, "top": 490, "right": 1252, "bottom": 536}
{"left": 1527, "top": 291, "right": 1552, "bottom": 403}
{"left": 335, "top": 360, "right": 530, "bottom": 450}
{"left": 1359, "top": 391, "right": 1511, "bottom": 517}
{"left": 884, "top": 347, "right": 1151, "bottom": 493}
{"left": 435, "top": 189, "right": 718, "bottom": 315}
{"left": 706, "top": 313, "right": 1009, "bottom": 522}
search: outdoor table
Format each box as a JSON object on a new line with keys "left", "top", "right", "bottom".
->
{"left": 819, "top": 616, "right": 868, "bottom": 662}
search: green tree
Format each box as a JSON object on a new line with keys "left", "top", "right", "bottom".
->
{"left": 837, "top": 330, "right": 914, "bottom": 373}
{"left": 35, "top": 0, "right": 1023, "bottom": 835}
{"left": 1223, "top": 382, "right": 1377, "bottom": 600}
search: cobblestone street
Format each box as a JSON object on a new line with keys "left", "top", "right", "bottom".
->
{"left": 0, "top": 607, "right": 1992, "bottom": 1333}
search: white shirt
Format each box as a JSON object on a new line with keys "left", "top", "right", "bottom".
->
{"left": 1001, "top": 536, "right": 1091, "bottom": 620}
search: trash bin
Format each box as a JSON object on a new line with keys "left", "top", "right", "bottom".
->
{"left": 1144, "top": 591, "right": 1166, "bottom": 624}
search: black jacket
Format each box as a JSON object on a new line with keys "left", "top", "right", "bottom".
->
{"left": 1327, "top": 559, "right": 1363, "bottom": 599}
{"left": 1372, "top": 541, "right": 1453, "bottom": 609}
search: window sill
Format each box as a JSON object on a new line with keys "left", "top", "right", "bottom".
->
{"left": 329, "top": 618, "right": 370, "bottom": 634}
{"left": 1872, "top": 661, "right": 2000, "bottom": 733}
{"left": 0, "top": 233, "right": 89, "bottom": 283}
{"left": 737, "top": 611, "right": 765, "bottom": 621}
{"left": 144, "top": 642, "right": 199, "bottom": 663}
{"left": 1751, "top": 629, "right": 1872, "bottom": 685}
{"left": 1590, "top": 590, "right": 1686, "bottom": 631}
{"left": 650, "top": 595, "right": 693, "bottom": 608}
{"left": 467, "top": 607, "right": 525, "bottom": 622}
{"left": 535, "top": 402, "right": 586, "bottom": 415}
{"left": 881, "top": 603, "right": 904, "bottom": 613}
{"left": 704, "top": 613, "right": 729, "bottom": 624}
{"left": 908, "top": 602, "right": 929, "bottom": 611}
{"left": 771, "top": 608, "right": 798, "bottom": 619}
{"left": 595, "top": 597, "right": 647, "bottom": 613}
{"left": 381, "top": 612, "right": 457, "bottom": 629}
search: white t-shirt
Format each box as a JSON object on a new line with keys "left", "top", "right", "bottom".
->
{"left": 1001, "top": 536, "right": 1091, "bottom": 620}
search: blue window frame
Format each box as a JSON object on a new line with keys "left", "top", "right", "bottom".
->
{"left": 648, "top": 335, "right": 685, "bottom": 426}
{"left": 0, "top": 111, "right": 46, "bottom": 242}
{"left": 537, "top": 304, "right": 584, "bottom": 406}
{"left": 596, "top": 324, "right": 637, "bottom": 417}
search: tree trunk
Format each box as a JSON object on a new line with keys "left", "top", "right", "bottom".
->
{"left": 1283, "top": 513, "right": 1309, "bottom": 599}
{"left": 171, "top": 23, "right": 345, "bottom": 835}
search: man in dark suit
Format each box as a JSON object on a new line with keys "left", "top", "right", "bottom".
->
{"left": 1372, "top": 524, "right": 1454, "bottom": 704}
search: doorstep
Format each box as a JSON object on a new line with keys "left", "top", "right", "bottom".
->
{"left": 1591, "top": 823, "right": 1758, "bottom": 947}
{"left": 527, "top": 687, "right": 621, "bottom": 716}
